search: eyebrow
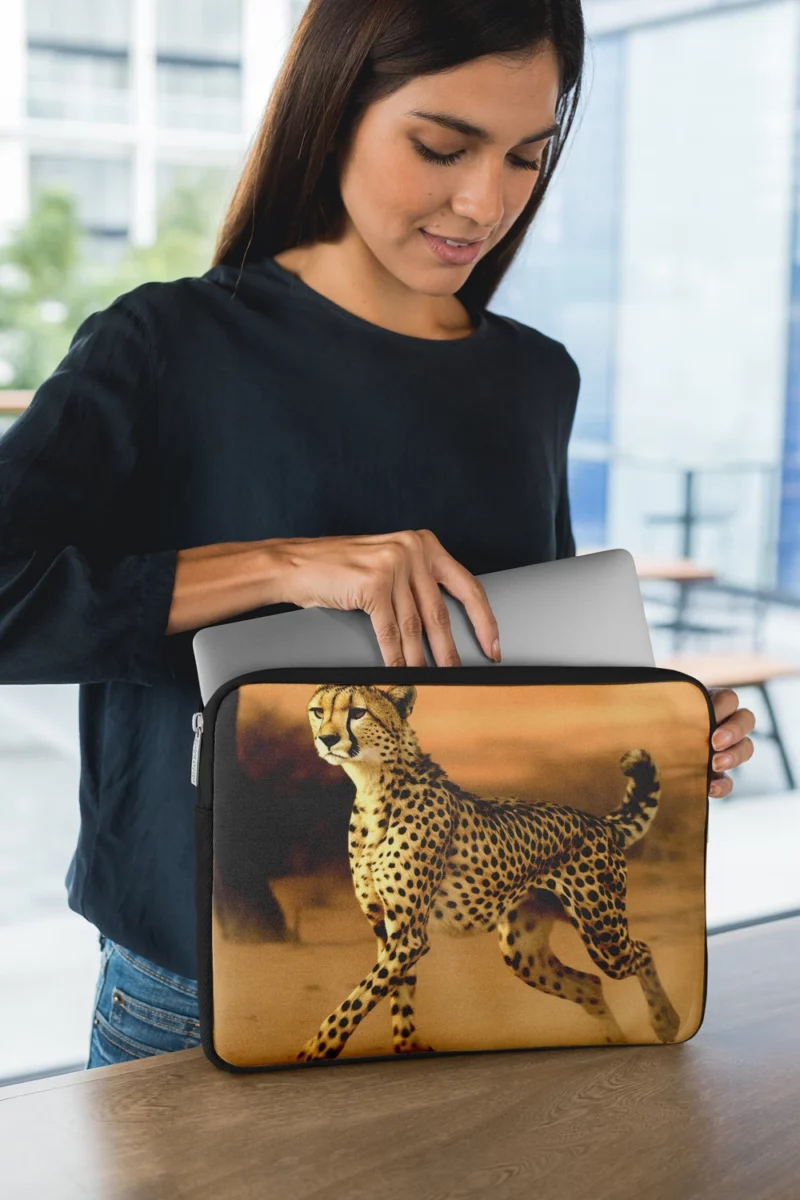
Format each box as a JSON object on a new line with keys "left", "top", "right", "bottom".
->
{"left": 406, "top": 109, "right": 560, "bottom": 146}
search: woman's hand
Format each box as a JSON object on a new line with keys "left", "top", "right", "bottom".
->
{"left": 708, "top": 687, "right": 756, "bottom": 797}
{"left": 273, "top": 528, "right": 501, "bottom": 668}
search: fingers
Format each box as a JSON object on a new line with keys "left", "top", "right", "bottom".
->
{"left": 711, "top": 706, "right": 757, "bottom": 751}
{"left": 709, "top": 731, "right": 755, "bottom": 798}
{"left": 713, "top": 735, "right": 755, "bottom": 772}
{"left": 416, "top": 531, "right": 500, "bottom": 665}
{"left": 393, "top": 570, "right": 435, "bottom": 667}
{"left": 364, "top": 546, "right": 441, "bottom": 666}
{"left": 367, "top": 585, "right": 410, "bottom": 668}
{"left": 365, "top": 531, "right": 498, "bottom": 668}
{"left": 710, "top": 688, "right": 748, "bottom": 729}
{"left": 709, "top": 774, "right": 732, "bottom": 798}
{"left": 407, "top": 567, "right": 462, "bottom": 667}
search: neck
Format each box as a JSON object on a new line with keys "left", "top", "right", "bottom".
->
{"left": 338, "top": 728, "right": 449, "bottom": 800}
{"left": 272, "top": 236, "right": 475, "bottom": 340}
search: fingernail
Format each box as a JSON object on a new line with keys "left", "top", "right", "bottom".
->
{"left": 492, "top": 638, "right": 501, "bottom": 662}
{"left": 714, "top": 730, "right": 733, "bottom": 749}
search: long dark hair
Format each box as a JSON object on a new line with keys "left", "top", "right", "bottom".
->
{"left": 212, "top": 0, "right": 585, "bottom": 313}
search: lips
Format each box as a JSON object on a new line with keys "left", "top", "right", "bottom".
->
{"left": 423, "top": 230, "right": 486, "bottom": 244}
{"left": 420, "top": 229, "right": 485, "bottom": 265}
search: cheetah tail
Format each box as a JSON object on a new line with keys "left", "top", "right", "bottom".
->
{"left": 604, "top": 749, "right": 661, "bottom": 849}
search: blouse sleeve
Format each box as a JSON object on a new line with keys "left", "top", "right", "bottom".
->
{"left": 0, "top": 296, "right": 179, "bottom": 686}
{"left": 555, "top": 465, "right": 576, "bottom": 559}
{"left": 554, "top": 342, "right": 580, "bottom": 560}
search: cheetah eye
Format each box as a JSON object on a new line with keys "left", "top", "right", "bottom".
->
{"left": 350, "top": 708, "right": 366, "bottom": 719}
{"left": 309, "top": 707, "right": 323, "bottom": 718}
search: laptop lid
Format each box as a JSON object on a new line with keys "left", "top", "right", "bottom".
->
{"left": 192, "top": 548, "right": 654, "bottom": 705}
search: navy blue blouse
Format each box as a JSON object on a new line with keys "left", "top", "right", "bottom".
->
{"left": 0, "top": 256, "right": 579, "bottom": 977}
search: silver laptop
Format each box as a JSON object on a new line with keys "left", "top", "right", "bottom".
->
{"left": 193, "top": 548, "right": 654, "bottom": 704}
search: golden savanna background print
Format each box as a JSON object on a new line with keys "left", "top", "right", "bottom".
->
{"left": 209, "top": 679, "right": 710, "bottom": 1068}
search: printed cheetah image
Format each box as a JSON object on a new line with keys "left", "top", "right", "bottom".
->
{"left": 297, "top": 682, "right": 681, "bottom": 1062}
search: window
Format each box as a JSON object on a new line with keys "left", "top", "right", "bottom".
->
{"left": 26, "top": 0, "right": 131, "bottom": 124}
{"left": 27, "top": 50, "right": 129, "bottom": 124}
{"left": 156, "top": 160, "right": 236, "bottom": 235}
{"left": 29, "top": 154, "right": 132, "bottom": 241}
{"left": 27, "top": 0, "right": 130, "bottom": 46}
{"left": 155, "top": 0, "right": 242, "bottom": 132}
{"left": 156, "top": 0, "right": 241, "bottom": 60}
{"left": 494, "top": 0, "right": 800, "bottom": 932}
{"left": 156, "top": 62, "right": 241, "bottom": 133}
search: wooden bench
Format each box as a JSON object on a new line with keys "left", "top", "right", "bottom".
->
{"left": 656, "top": 651, "right": 800, "bottom": 791}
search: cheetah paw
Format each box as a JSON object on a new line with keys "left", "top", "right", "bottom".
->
{"left": 654, "top": 1003, "right": 681, "bottom": 1044}
{"left": 296, "top": 1036, "right": 326, "bottom": 1062}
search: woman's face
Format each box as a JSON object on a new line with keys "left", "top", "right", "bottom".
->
{"left": 337, "top": 47, "right": 561, "bottom": 295}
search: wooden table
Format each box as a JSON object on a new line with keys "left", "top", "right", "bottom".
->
{"left": 0, "top": 391, "right": 33, "bottom": 417}
{"left": 656, "top": 651, "right": 800, "bottom": 791}
{"left": 2, "top": 916, "right": 799, "bottom": 1200}
{"left": 579, "top": 547, "right": 717, "bottom": 583}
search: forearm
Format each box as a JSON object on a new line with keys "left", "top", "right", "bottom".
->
{"left": 165, "top": 538, "right": 293, "bottom": 635}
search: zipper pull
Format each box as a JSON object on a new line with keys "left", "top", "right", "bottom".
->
{"left": 191, "top": 712, "right": 204, "bottom": 787}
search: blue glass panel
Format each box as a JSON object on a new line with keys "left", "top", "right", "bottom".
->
{"left": 778, "top": 20, "right": 800, "bottom": 590}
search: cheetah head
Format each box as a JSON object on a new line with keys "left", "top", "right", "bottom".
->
{"left": 307, "top": 684, "right": 419, "bottom": 775}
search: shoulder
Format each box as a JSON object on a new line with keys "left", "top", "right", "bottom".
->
{"left": 488, "top": 311, "right": 579, "bottom": 385}
{"left": 489, "top": 311, "right": 580, "bottom": 406}
{"left": 105, "top": 272, "right": 219, "bottom": 335}
{"left": 106, "top": 263, "right": 279, "bottom": 348}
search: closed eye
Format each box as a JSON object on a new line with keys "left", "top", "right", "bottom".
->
{"left": 413, "top": 140, "right": 542, "bottom": 172}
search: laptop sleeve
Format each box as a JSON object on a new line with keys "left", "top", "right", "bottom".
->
{"left": 192, "top": 664, "right": 715, "bottom": 1072}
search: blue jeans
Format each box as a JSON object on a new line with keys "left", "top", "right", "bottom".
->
{"left": 86, "top": 933, "right": 201, "bottom": 1069}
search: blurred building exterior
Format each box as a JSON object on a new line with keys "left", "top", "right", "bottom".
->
{"left": 0, "top": 1, "right": 289, "bottom": 261}
{"left": 0, "top": 0, "right": 798, "bottom": 591}
{"left": 495, "top": 0, "right": 800, "bottom": 594}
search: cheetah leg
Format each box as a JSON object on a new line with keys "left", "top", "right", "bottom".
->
{"left": 497, "top": 899, "right": 626, "bottom": 1044}
{"left": 389, "top": 971, "right": 434, "bottom": 1054}
{"left": 630, "top": 942, "right": 681, "bottom": 1043}
{"left": 553, "top": 848, "right": 681, "bottom": 1044}
{"left": 579, "top": 927, "right": 680, "bottom": 1044}
{"left": 372, "top": 930, "right": 433, "bottom": 1054}
{"left": 296, "top": 928, "right": 430, "bottom": 1062}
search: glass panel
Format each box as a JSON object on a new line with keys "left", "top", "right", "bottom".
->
{"left": 27, "top": 0, "right": 130, "bottom": 49}
{"left": 156, "top": 0, "right": 241, "bottom": 60}
{"left": 156, "top": 62, "right": 241, "bottom": 132}
{"left": 27, "top": 48, "right": 130, "bottom": 123}
{"left": 29, "top": 154, "right": 131, "bottom": 233}
{"left": 156, "top": 160, "right": 235, "bottom": 232}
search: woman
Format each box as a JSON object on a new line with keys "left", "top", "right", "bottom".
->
{"left": 0, "top": 0, "right": 753, "bottom": 1069}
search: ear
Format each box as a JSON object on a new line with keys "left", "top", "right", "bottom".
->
{"left": 382, "top": 685, "right": 417, "bottom": 720}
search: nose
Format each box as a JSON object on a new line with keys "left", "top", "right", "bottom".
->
{"left": 319, "top": 733, "right": 340, "bottom": 749}
{"left": 451, "top": 158, "right": 506, "bottom": 229}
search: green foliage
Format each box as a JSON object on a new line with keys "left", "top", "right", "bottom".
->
{"left": 0, "top": 170, "right": 227, "bottom": 391}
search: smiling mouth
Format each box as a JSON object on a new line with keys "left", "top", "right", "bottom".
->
{"left": 423, "top": 229, "right": 488, "bottom": 244}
